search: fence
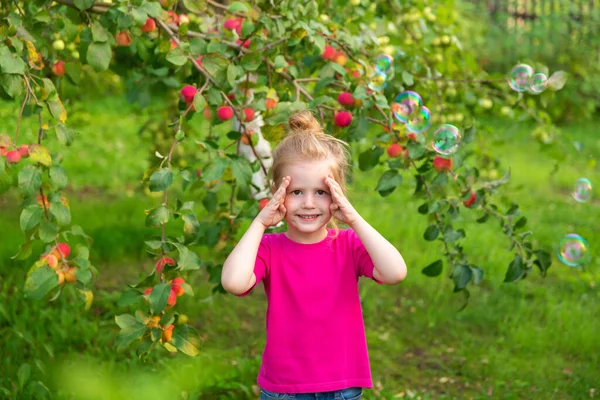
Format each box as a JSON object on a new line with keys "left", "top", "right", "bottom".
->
{"left": 467, "top": 0, "right": 600, "bottom": 65}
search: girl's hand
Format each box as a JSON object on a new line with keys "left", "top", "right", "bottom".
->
{"left": 324, "top": 173, "right": 361, "bottom": 227}
{"left": 256, "top": 176, "right": 290, "bottom": 228}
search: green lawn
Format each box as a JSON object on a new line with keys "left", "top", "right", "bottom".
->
{"left": 0, "top": 97, "right": 598, "bottom": 400}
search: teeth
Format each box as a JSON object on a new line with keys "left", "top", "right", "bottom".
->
{"left": 299, "top": 215, "right": 318, "bottom": 219}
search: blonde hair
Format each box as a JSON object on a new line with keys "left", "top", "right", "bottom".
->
{"left": 269, "top": 110, "right": 351, "bottom": 232}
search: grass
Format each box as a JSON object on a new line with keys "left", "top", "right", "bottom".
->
{"left": 0, "top": 96, "right": 599, "bottom": 399}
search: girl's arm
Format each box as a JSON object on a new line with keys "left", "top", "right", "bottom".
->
{"left": 221, "top": 176, "right": 291, "bottom": 295}
{"left": 324, "top": 173, "right": 406, "bottom": 285}
{"left": 351, "top": 217, "right": 407, "bottom": 285}
{"left": 221, "top": 218, "right": 266, "bottom": 295}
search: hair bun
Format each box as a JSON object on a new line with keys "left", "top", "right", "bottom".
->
{"left": 288, "top": 110, "right": 323, "bottom": 134}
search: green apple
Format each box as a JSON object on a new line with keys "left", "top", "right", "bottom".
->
{"left": 53, "top": 39, "right": 65, "bottom": 51}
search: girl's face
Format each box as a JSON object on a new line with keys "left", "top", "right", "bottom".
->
{"left": 280, "top": 159, "right": 335, "bottom": 244}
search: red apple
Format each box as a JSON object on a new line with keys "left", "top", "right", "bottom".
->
{"left": 386, "top": 144, "right": 407, "bottom": 158}
{"left": 322, "top": 45, "right": 336, "bottom": 60}
{"left": 141, "top": 18, "right": 156, "bottom": 33}
{"left": 463, "top": 191, "right": 476, "bottom": 208}
{"left": 217, "top": 106, "right": 234, "bottom": 121}
{"left": 337, "top": 92, "right": 354, "bottom": 106}
{"left": 259, "top": 198, "right": 270, "bottom": 211}
{"left": 334, "top": 111, "right": 352, "bottom": 127}
{"left": 18, "top": 145, "right": 29, "bottom": 158}
{"left": 433, "top": 156, "right": 453, "bottom": 172}
{"left": 6, "top": 150, "right": 21, "bottom": 164}
{"left": 180, "top": 85, "right": 197, "bottom": 104}
{"left": 51, "top": 60, "right": 66, "bottom": 77}
{"left": 265, "top": 98, "right": 278, "bottom": 110}
{"left": 243, "top": 108, "right": 255, "bottom": 122}
{"left": 115, "top": 31, "right": 132, "bottom": 47}
{"left": 236, "top": 38, "right": 251, "bottom": 49}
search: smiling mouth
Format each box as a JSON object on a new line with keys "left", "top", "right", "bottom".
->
{"left": 297, "top": 214, "right": 320, "bottom": 220}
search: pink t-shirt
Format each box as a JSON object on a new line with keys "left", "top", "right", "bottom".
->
{"left": 236, "top": 228, "right": 383, "bottom": 393}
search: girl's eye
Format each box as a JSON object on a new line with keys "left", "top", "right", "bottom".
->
{"left": 292, "top": 190, "right": 302, "bottom": 195}
{"left": 317, "top": 190, "right": 327, "bottom": 195}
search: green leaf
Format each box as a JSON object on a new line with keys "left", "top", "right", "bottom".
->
{"left": 0, "top": 46, "right": 27, "bottom": 74}
{"left": 423, "top": 225, "right": 439, "bottom": 241}
{"left": 28, "top": 144, "right": 52, "bottom": 167}
{"left": 192, "top": 92, "right": 206, "bottom": 112}
{"left": 118, "top": 289, "right": 143, "bottom": 307}
{"left": 50, "top": 202, "right": 71, "bottom": 226}
{"left": 171, "top": 325, "right": 201, "bottom": 356}
{"left": 402, "top": 71, "right": 414, "bottom": 86}
{"left": 182, "top": 213, "right": 200, "bottom": 243}
{"left": 189, "top": 38, "right": 207, "bottom": 55}
{"left": 229, "top": 1, "right": 250, "bottom": 14}
{"left": 116, "top": 325, "right": 147, "bottom": 349}
{"left": 452, "top": 264, "right": 472, "bottom": 291}
{"left": 38, "top": 219, "right": 58, "bottom": 243}
{"left": 24, "top": 266, "right": 58, "bottom": 300}
{"left": 166, "top": 48, "right": 188, "bottom": 66}
{"left": 17, "top": 363, "right": 31, "bottom": 389}
{"left": 504, "top": 254, "right": 524, "bottom": 282}
{"left": 149, "top": 168, "right": 173, "bottom": 192}
{"left": 471, "top": 266, "right": 484, "bottom": 285}
{"left": 422, "top": 259, "right": 443, "bottom": 277}
{"left": 375, "top": 169, "right": 402, "bottom": 196}
{"left": 406, "top": 141, "right": 425, "bottom": 159}
{"left": 149, "top": 282, "right": 171, "bottom": 313}
{"left": 330, "top": 62, "right": 346, "bottom": 76}
{"left": 141, "top": 1, "right": 163, "bottom": 18}
{"left": 202, "top": 192, "right": 218, "bottom": 212}
{"left": 358, "top": 147, "right": 383, "bottom": 171}
{"left": 240, "top": 52, "right": 261, "bottom": 71}
{"left": 514, "top": 216, "right": 527, "bottom": 229}
{"left": 145, "top": 205, "right": 170, "bottom": 227}
{"left": 115, "top": 314, "right": 141, "bottom": 329}
{"left": 131, "top": 8, "right": 148, "bottom": 26}
{"left": 241, "top": 20, "right": 254, "bottom": 37}
{"left": 202, "top": 53, "right": 229, "bottom": 77}
{"left": 229, "top": 157, "right": 252, "bottom": 187}
{"left": 18, "top": 165, "right": 42, "bottom": 196}
{"left": 73, "top": 0, "right": 95, "bottom": 10}
{"left": 91, "top": 21, "right": 109, "bottom": 42}
{"left": 20, "top": 205, "right": 43, "bottom": 231}
{"left": 174, "top": 243, "right": 201, "bottom": 271}
{"left": 1, "top": 74, "right": 23, "bottom": 98}
{"left": 534, "top": 250, "right": 552, "bottom": 275}
{"left": 49, "top": 165, "right": 68, "bottom": 190}
{"left": 55, "top": 123, "right": 75, "bottom": 146}
{"left": 349, "top": 115, "right": 369, "bottom": 140}
{"left": 201, "top": 157, "right": 228, "bottom": 181}
{"left": 182, "top": 0, "right": 207, "bottom": 13}
{"left": 463, "top": 125, "right": 476, "bottom": 144}
{"left": 86, "top": 42, "right": 112, "bottom": 72}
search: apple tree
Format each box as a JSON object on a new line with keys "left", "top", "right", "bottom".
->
{"left": 0, "top": 0, "right": 564, "bottom": 357}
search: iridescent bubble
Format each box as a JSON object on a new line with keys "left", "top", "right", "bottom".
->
{"left": 530, "top": 73, "right": 548, "bottom": 94}
{"left": 558, "top": 233, "right": 589, "bottom": 267}
{"left": 432, "top": 124, "right": 461, "bottom": 155}
{"left": 375, "top": 54, "right": 394, "bottom": 74}
{"left": 572, "top": 178, "right": 592, "bottom": 203}
{"left": 367, "top": 71, "right": 388, "bottom": 91}
{"left": 508, "top": 64, "right": 534, "bottom": 92}
{"left": 407, "top": 106, "right": 431, "bottom": 134}
{"left": 391, "top": 91, "right": 423, "bottom": 123}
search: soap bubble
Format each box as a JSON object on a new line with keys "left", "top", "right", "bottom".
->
{"left": 508, "top": 64, "right": 534, "bottom": 92}
{"left": 572, "top": 178, "right": 592, "bottom": 203}
{"left": 558, "top": 234, "right": 589, "bottom": 267}
{"left": 530, "top": 73, "right": 548, "bottom": 94}
{"left": 367, "top": 71, "right": 388, "bottom": 91}
{"left": 407, "top": 106, "right": 431, "bottom": 133}
{"left": 432, "top": 124, "right": 461, "bottom": 155}
{"left": 375, "top": 54, "right": 394, "bottom": 74}
{"left": 391, "top": 91, "right": 423, "bottom": 123}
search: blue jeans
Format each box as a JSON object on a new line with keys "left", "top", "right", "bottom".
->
{"left": 260, "top": 387, "right": 362, "bottom": 400}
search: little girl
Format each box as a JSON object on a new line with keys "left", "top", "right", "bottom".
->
{"left": 221, "top": 111, "right": 407, "bottom": 400}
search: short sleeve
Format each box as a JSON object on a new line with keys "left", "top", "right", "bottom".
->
{"left": 235, "top": 234, "right": 270, "bottom": 297}
{"left": 348, "top": 229, "right": 384, "bottom": 285}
